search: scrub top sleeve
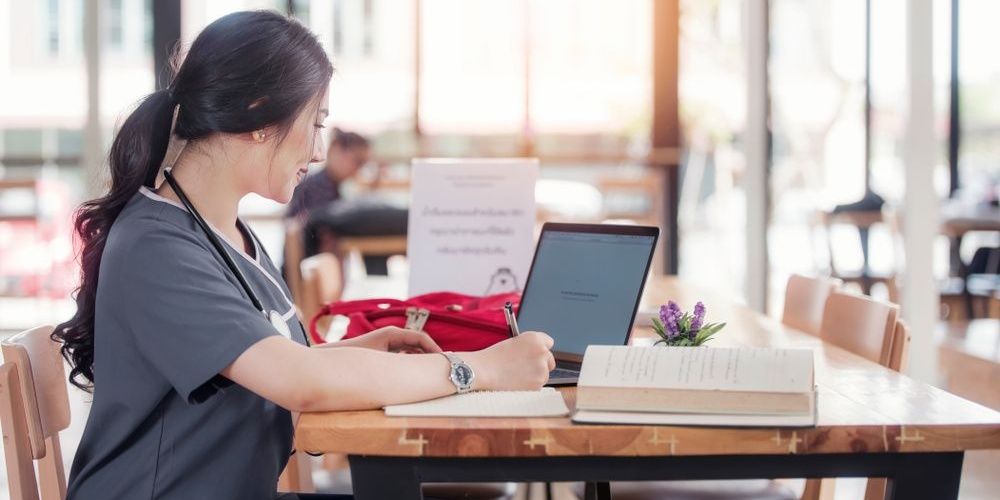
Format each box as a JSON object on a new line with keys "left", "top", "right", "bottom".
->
{"left": 115, "top": 227, "right": 280, "bottom": 404}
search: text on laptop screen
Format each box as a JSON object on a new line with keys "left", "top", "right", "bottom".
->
{"left": 516, "top": 230, "right": 655, "bottom": 357}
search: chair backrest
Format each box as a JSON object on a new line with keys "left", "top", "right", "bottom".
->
{"left": 299, "top": 253, "right": 344, "bottom": 340}
{"left": 886, "top": 319, "right": 910, "bottom": 372}
{"left": 782, "top": 274, "right": 841, "bottom": 336}
{"left": 1, "top": 325, "right": 70, "bottom": 500}
{"left": 819, "top": 291, "right": 899, "bottom": 366}
{"left": 336, "top": 235, "right": 408, "bottom": 258}
{"left": 283, "top": 219, "right": 306, "bottom": 303}
{"left": 0, "top": 363, "right": 41, "bottom": 500}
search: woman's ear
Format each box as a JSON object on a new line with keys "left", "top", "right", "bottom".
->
{"left": 244, "top": 125, "right": 279, "bottom": 144}
{"left": 246, "top": 97, "right": 274, "bottom": 144}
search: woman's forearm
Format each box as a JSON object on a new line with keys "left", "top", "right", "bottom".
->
{"left": 224, "top": 333, "right": 550, "bottom": 413}
{"left": 293, "top": 346, "right": 484, "bottom": 412}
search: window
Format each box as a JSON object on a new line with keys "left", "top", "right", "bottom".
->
{"left": 46, "top": 0, "right": 60, "bottom": 56}
{"left": 677, "top": 0, "right": 747, "bottom": 296}
{"left": 958, "top": 0, "right": 1000, "bottom": 195}
{"left": 109, "top": 0, "right": 124, "bottom": 50}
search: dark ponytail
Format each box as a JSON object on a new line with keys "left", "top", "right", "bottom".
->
{"left": 54, "top": 11, "right": 333, "bottom": 391}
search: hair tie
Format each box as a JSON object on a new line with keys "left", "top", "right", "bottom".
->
{"left": 154, "top": 104, "right": 188, "bottom": 188}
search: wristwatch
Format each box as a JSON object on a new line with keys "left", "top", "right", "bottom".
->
{"left": 441, "top": 352, "right": 475, "bottom": 394}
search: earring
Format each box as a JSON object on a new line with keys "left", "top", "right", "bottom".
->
{"left": 252, "top": 130, "right": 266, "bottom": 142}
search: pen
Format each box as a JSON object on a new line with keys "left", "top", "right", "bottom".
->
{"left": 503, "top": 301, "right": 520, "bottom": 337}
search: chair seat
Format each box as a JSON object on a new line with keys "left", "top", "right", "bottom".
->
{"left": 422, "top": 482, "right": 518, "bottom": 500}
{"left": 572, "top": 479, "right": 798, "bottom": 500}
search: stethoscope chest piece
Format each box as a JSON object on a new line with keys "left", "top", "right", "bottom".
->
{"left": 268, "top": 310, "right": 292, "bottom": 339}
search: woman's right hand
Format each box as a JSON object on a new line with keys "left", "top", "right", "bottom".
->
{"left": 467, "top": 332, "right": 555, "bottom": 391}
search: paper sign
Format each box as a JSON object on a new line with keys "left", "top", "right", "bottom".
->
{"left": 407, "top": 158, "right": 538, "bottom": 297}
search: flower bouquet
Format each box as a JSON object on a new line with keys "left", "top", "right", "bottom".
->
{"left": 652, "top": 300, "right": 725, "bottom": 347}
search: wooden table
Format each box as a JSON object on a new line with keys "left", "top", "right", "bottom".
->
{"left": 940, "top": 202, "right": 1000, "bottom": 317}
{"left": 296, "top": 277, "right": 1000, "bottom": 499}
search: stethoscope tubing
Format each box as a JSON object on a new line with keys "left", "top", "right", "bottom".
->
{"left": 163, "top": 168, "right": 265, "bottom": 312}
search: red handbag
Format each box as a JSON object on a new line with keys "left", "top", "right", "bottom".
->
{"left": 308, "top": 291, "right": 520, "bottom": 351}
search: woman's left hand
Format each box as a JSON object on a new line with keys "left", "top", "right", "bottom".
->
{"left": 325, "top": 326, "right": 442, "bottom": 354}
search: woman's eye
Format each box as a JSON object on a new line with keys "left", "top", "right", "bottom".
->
{"left": 314, "top": 124, "right": 326, "bottom": 129}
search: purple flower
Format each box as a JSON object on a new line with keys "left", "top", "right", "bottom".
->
{"left": 658, "top": 304, "right": 670, "bottom": 325}
{"left": 659, "top": 301, "right": 682, "bottom": 338}
{"left": 691, "top": 301, "right": 706, "bottom": 332}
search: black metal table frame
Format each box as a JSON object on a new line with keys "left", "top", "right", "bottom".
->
{"left": 349, "top": 451, "right": 964, "bottom": 500}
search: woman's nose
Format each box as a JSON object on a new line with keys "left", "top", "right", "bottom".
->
{"left": 311, "top": 142, "right": 326, "bottom": 164}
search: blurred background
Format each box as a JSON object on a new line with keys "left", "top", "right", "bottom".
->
{"left": 0, "top": 0, "right": 998, "bottom": 498}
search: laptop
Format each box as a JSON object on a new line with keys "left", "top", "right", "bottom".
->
{"left": 515, "top": 223, "right": 659, "bottom": 385}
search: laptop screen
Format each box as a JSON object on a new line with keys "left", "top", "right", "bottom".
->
{"left": 516, "top": 228, "right": 657, "bottom": 359}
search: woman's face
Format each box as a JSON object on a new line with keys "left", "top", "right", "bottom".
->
{"left": 248, "top": 88, "right": 329, "bottom": 203}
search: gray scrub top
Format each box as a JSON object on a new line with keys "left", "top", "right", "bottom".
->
{"left": 66, "top": 187, "right": 309, "bottom": 500}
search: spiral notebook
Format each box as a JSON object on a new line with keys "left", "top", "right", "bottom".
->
{"left": 384, "top": 388, "right": 570, "bottom": 417}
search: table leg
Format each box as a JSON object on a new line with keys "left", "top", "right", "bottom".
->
{"left": 349, "top": 456, "right": 423, "bottom": 500}
{"left": 885, "top": 451, "right": 963, "bottom": 500}
{"left": 583, "top": 481, "right": 611, "bottom": 500}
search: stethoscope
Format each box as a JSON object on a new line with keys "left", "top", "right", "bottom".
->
{"left": 162, "top": 168, "right": 309, "bottom": 346}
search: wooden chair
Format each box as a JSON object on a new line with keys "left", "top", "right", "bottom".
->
{"left": 855, "top": 319, "right": 911, "bottom": 500}
{"left": 818, "top": 291, "right": 899, "bottom": 367}
{"left": 782, "top": 275, "right": 842, "bottom": 336}
{"left": 821, "top": 210, "right": 899, "bottom": 303}
{"left": 0, "top": 325, "right": 71, "bottom": 500}
{"left": 808, "top": 295, "right": 904, "bottom": 500}
{"left": 283, "top": 219, "right": 307, "bottom": 304}
{"left": 336, "top": 235, "right": 408, "bottom": 258}
{"left": 298, "top": 252, "right": 344, "bottom": 342}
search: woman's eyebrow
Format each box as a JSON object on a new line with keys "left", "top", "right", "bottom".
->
{"left": 318, "top": 108, "right": 329, "bottom": 118}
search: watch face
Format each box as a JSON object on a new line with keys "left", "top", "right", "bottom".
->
{"left": 453, "top": 364, "right": 474, "bottom": 387}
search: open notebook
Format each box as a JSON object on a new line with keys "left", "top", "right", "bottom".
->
{"left": 384, "top": 387, "right": 570, "bottom": 417}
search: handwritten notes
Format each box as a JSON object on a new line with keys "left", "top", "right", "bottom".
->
{"left": 407, "top": 158, "right": 538, "bottom": 297}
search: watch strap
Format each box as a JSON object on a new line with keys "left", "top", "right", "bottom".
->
{"left": 440, "top": 351, "right": 473, "bottom": 394}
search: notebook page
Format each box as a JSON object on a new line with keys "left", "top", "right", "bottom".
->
{"left": 579, "top": 346, "right": 814, "bottom": 393}
{"left": 384, "top": 387, "right": 570, "bottom": 417}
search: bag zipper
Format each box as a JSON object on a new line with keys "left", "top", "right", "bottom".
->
{"left": 366, "top": 308, "right": 511, "bottom": 334}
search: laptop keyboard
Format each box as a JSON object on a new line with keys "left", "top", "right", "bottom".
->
{"left": 548, "top": 367, "right": 579, "bottom": 379}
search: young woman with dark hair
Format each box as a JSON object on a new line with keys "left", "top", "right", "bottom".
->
{"left": 55, "top": 11, "right": 553, "bottom": 499}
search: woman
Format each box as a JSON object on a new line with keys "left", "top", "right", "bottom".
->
{"left": 55, "top": 11, "right": 554, "bottom": 500}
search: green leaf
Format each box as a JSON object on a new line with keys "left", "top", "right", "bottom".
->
{"left": 695, "top": 322, "right": 726, "bottom": 344}
{"left": 687, "top": 313, "right": 697, "bottom": 331}
{"left": 651, "top": 318, "right": 667, "bottom": 340}
{"left": 652, "top": 317, "right": 664, "bottom": 330}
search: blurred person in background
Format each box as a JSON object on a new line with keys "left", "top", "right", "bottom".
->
{"left": 286, "top": 128, "right": 407, "bottom": 276}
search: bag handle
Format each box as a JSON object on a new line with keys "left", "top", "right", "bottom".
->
{"left": 308, "top": 298, "right": 408, "bottom": 344}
